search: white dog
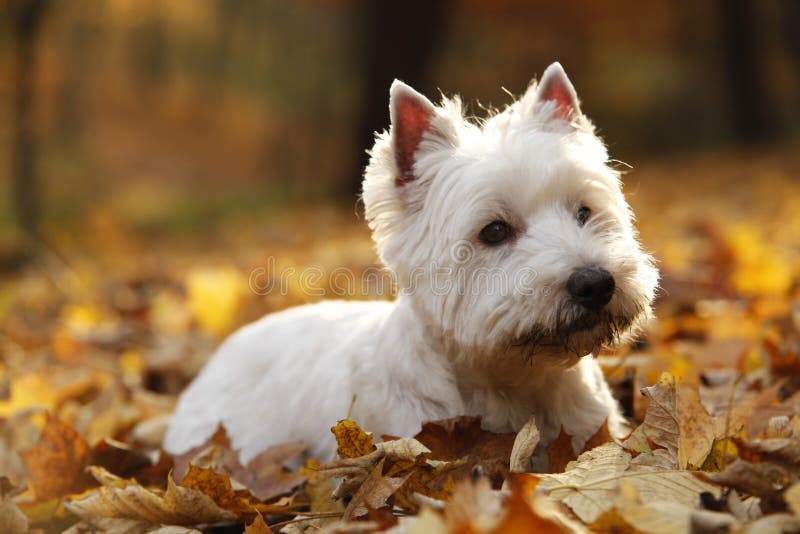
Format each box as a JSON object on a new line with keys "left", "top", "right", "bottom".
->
{"left": 164, "top": 63, "right": 658, "bottom": 466}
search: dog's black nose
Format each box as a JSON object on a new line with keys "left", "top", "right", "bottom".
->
{"left": 567, "top": 267, "right": 615, "bottom": 311}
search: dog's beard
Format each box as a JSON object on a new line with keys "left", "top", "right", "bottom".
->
{"left": 508, "top": 299, "right": 644, "bottom": 364}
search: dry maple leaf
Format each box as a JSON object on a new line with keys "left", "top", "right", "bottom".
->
{"left": 331, "top": 419, "right": 375, "bottom": 459}
{"left": 20, "top": 412, "right": 94, "bottom": 500}
{"left": 231, "top": 441, "right": 307, "bottom": 501}
{"left": 622, "top": 374, "right": 679, "bottom": 461}
{"left": 581, "top": 419, "right": 613, "bottom": 454}
{"left": 414, "top": 417, "right": 516, "bottom": 462}
{"left": 546, "top": 427, "right": 575, "bottom": 474}
{"left": 622, "top": 373, "right": 716, "bottom": 470}
{"left": 534, "top": 442, "right": 719, "bottom": 523}
{"left": 244, "top": 513, "right": 271, "bottom": 534}
{"left": 170, "top": 425, "right": 306, "bottom": 502}
{"left": 546, "top": 419, "right": 614, "bottom": 474}
{"left": 342, "top": 457, "right": 408, "bottom": 520}
{"left": 676, "top": 385, "right": 715, "bottom": 468}
{"left": 65, "top": 466, "right": 237, "bottom": 526}
{"left": 180, "top": 464, "right": 254, "bottom": 516}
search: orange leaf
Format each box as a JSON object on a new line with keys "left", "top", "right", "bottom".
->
{"left": 245, "top": 512, "right": 272, "bottom": 534}
{"left": 546, "top": 427, "right": 575, "bottom": 473}
{"left": 581, "top": 419, "right": 613, "bottom": 453}
{"left": 20, "top": 413, "right": 93, "bottom": 500}
{"left": 181, "top": 464, "right": 251, "bottom": 516}
{"left": 331, "top": 419, "right": 375, "bottom": 459}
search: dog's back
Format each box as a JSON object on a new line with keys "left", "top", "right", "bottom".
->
{"left": 164, "top": 299, "right": 393, "bottom": 461}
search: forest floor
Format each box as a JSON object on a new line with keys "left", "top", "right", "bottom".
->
{"left": 1, "top": 146, "right": 800, "bottom": 533}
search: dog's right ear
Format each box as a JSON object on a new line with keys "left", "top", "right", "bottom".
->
{"left": 390, "top": 81, "right": 451, "bottom": 186}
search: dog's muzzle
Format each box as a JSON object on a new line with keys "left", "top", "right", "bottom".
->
{"left": 567, "top": 267, "right": 615, "bottom": 311}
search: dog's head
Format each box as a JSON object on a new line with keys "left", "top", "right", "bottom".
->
{"left": 362, "top": 63, "right": 658, "bottom": 363}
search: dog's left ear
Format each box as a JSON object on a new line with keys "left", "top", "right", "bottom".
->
{"left": 390, "top": 80, "right": 453, "bottom": 186}
{"left": 524, "top": 62, "right": 583, "bottom": 124}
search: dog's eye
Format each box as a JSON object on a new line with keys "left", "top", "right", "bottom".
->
{"left": 576, "top": 206, "right": 591, "bottom": 227}
{"left": 480, "top": 220, "right": 511, "bottom": 245}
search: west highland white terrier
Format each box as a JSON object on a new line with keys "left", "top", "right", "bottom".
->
{"left": 164, "top": 63, "right": 658, "bottom": 467}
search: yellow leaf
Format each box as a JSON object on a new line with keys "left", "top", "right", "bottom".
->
{"left": 331, "top": 419, "right": 375, "bottom": 459}
{"left": 186, "top": 266, "right": 244, "bottom": 335}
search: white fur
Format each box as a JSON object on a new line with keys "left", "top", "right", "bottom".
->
{"left": 164, "top": 63, "right": 658, "bottom": 466}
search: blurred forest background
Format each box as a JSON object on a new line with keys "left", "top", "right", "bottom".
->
{"left": 1, "top": 0, "right": 800, "bottom": 253}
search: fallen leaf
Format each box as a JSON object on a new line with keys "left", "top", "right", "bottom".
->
{"left": 20, "top": 413, "right": 94, "bottom": 500}
{"left": 331, "top": 419, "right": 375, "bottom": 459}
{"left": 510, "top": 416, "right": 540, "bottom": 473}
{"left": 0, "top": 477, "right": 27, "bottom": 534}
{"left": 535, "top": 443, "right": 630, "bottom": 522}
{"left": 700, "top": 458, "right": 796, "bottom": 510}
{"left": 546, "top": 427, "right": 576, "bottom": 473}
{"left": 65, "top": 466, "right": 237, "bottom": 526}
{"left": 91, "top": 438, "right": 154, "bottom": 480}
{"left": 536, "top": 442, "right": 719, "bottom": 523}
{"left": 414, "top": 417, "right": 516, "bottom": 463}
{"left": 699, "top": 438, "right": 738, "bottom": 472}
{"left": 244, "top": 513, "right": 271, "bottom": 534}
{"left": 232, "top": 441, "right": 307, "bottom": 501}
{"left": 623, "top": 373, "right": 679, "bottom": 461}
{"left": 676, "top": 385, "right": 715, "bottom": 468}
{"left": 496, "top": 477, "right": 588, "bottom": 533}
{"left": 377, "top": 438, "right": 431, "bottom": 461}
{"left": 180, "top": 464, "right": 252, "bottom": 515}
{"left": 343, "top": 458, "right": 407, "bottom": 520}
{"left": 581, "top": 419, "right": 613, "bottom": 453}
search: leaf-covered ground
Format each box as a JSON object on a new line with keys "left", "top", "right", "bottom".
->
{"left": 1, "top": 149, "right": 800, "bottom": 533}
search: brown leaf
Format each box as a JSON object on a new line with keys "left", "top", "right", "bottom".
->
{"left": 676, "top": 385, "right": 715, "bottom": 468}
{"left": 232, "top": 441, "right": 307, "bottom": 501}
{"left": 65, "top": 466, "right": 238, "bottom": 525}
{"left": 402, "top": 417, "right": 516, "bottom": 498}
{"left": 244, "top": 513, "right": 272, "bottom": 534}
{"left": 331, "top": 419, "right": 375, "bottom": 459}
{"left": 547, "top": 427, "right": 576, "bottom": 473}
{"left": 342, "top": 457, "right": 407, "bottom": 520}
{"left": 581, "top": 419, "right": 613, "bottom": 453}
{"left": 20, "top": 413, "right": 94, "bottom": 500}
{"left": 180, "top": 464, "right": 252, "bottom": 515}
{"left": 625, "top": 373, "right": 679, "bottom": 458}
{"left": 90, "top": 438, "right": 153, "bottom": 479}
{"left": 700, "top": 458, "right": 796, "bottom": 511}
{"left": 170, "top": 425, "right": 233, "bottom": 483}
{"left": 415, "top": 416, "right": 516, "bottom": 465}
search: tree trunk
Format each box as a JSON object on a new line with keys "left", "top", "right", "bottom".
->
{"left": 10, "top": 0, "right": 50, "bottom": 249}
{"left": 715, "top": 0, "right": 780, "bottom": 144}
{"left": 350, "top": 0, "right": 451, "bottom": 198}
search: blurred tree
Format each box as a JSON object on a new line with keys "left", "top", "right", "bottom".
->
{"left": 130, "top": 11, "right": 169, "bottom": 87}
{"left": 351, "top": 0, "right": 452, "bottom": 197}
{"left": 9, "top": 0, "right": 50, "bottom": 252}
{"left": 715, "top": 0, "right": 780, "bottom": 144}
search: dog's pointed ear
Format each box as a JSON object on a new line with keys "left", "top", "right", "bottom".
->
{"left": 525, "top": 62, "right": 582, "bottom": 123}
{"left": 390, "top": 80, "right": 446, "bottom": 185}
